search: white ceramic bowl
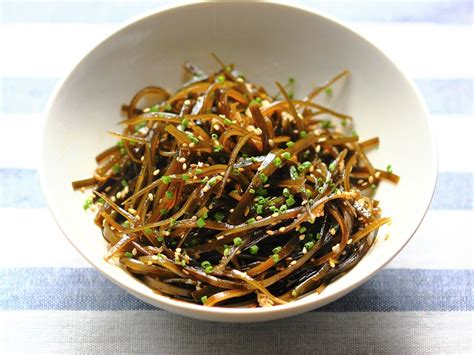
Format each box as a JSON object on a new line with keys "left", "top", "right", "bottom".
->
{"left": 41, "top": 1, "right": 436, "bottom": 322}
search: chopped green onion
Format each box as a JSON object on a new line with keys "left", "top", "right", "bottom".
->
{"left": 249, "top": 245, "right": 259, "bottom": 255}
{"left": 259, "top": 173, "right": 268, "bottom": 183}
{"left": 304, "top": 241, "right": 315, "bottom": 251}
{"left": 286, "top": 141, "right": 294, "bottom": 147}
{"left": 273, "top": 157, "right": 282, "bottom": 167}
{"left": 120, "top": 148, "right": 126, "bottom": 155}
{"left": 201, "top": 295, "right": 208, "bottom": 304}
{"left": 181, "top": 118, "right": 190, "bottom": 128}
{"left": 233, "top": 237, "right": 243, "bottom": 246}
{"left": 256, "top": 205, "right": 263, "bottom": 215}
{"left": 204, "top": 266, "right": 213, "bottom": 273}
{"left": 224, "top": 245, "right": 231, "bottom": 257}
{"left": 201, "top": 261, "right": 211, "bottom": 268}
{"left": 272, "top": 246, "right": 282, "bottom": 254}
{"left": 182, "top": 174, "right": 190, "bottom": 181}
{"left": 117, "top": 140, "right": 124, "bottom": 148}
{"left": 279, "top": 205, "right": 288, "bottom": 213}
{"left": 272, "top": 254, "right": 279, "bottom": 262}
{"left": 208, "top": 177, "right": 218, "bottom": 186}
{"left": 329, "top": 161, "right": 337, "bottom": 171}
{"left": 298, "top": 226, "right": 307, "bottom": 233}
{"left": 83, "top": 196, "right": 93, "bottom": 211}
{"left": 195, "top": 168, "right": 203, "bottom": 174}
{"left": 216, "top": 75, "right": 225, "bottom": 83}
{"left": 196, "top": 218, "right": 206, "bottom": 228}
{"left": 224, "top": 118, "right": 232, "bottom": 125}
{"left": 161, "top": 175, "right": 172, "bottom": 184}
{"left": 165, "top": 191, "right": 173, "bottom": 199}
{"left": 156, "top": 236, "right": 164, "bottom": 242}
{"left": 299, "top": 131, "right": 307, "bottom": 138}
{"left": 124, "top": 252, "right": 133, "bottom": 258}
{"left": 282, "top": 152, "right": 291, "bottom": 160}
{"left": 386, "top": 164, "right": 393, "bottom": 173}
{"left": 302, "top": 161, "right": 312, "bottom": 169}
{"left": 144, "top": 228, "right": 152, "bottom": 235}
{"left": 159, "top": 208, "right": 168, "bottom": 216}
{"left": 286, "top": 197, "right": 296, "bottom": 207}
{"left": 122, "top": 221, "right": 130, "bottom": 228}
{"left": 213, "top": 145, "right": 224, "bottom": 152}
{"left": 341, "top": 119, "right": 347, "bottom": 127}
{"left": 283, "top": 188, "right": 291, "bottom": 197}
{"left": 324, "top": 87, "right": 333, "bottom": 94}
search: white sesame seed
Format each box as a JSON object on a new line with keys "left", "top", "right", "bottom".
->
{"left": 357, "top": 179, "right": 364, "bottom": 184}
{"left": 329, "top": 260, "right": 335, "bottom": 268}
{"left": 153, "top": 169, "right": 160, "bottom": 176}
{"left": 279, "top": 227, "right": 286, "bottom": 233}
{"left": 368, "top": 176, "right": 374, "bottom": 183}
{"left": 299, "top": 235, "right": 305, "bottom": 240}
{"left": 375, "top": 171, "right": 381, "bottom": 178}
{"left": 140, "top": 156, "right": 144, "bottom": 162}
{"left": 302, "top": 247, "right": 308, "bottom": 254}
{"left": 176, "top": 248, "right": 182, "bottom": 253}
{"left": 111, "top": 196, "right": 116, "bottom": 202}
{"left": 266, "top": 230, "right": 274, "bottom": 235}
{"left": 189, "top": 142, "right": 195, "bottom": 148}
{"left": 316, "top": 145, "right": 321, "bottom": 153}
{"left": 348, "top": 238, "right": 353, "bottom": 244}
{"left": 330, "top": 228, "right": 336, "bottom": 235}
{"left": 290, "top": 260, "right": 297, "bottom": 266}
{"left": 132, "top": 248, "right": 137, "bottom": 256}
{"left": 182, "top": 163, "right": 187, "bottom": 170}
{"left": 272, "top": 212, "right": 279, "bottom": 218}
{"left": 178, "top": 157, "right": 186, "bottom": 163}
{"left": 229, "top": 209, "right": 234, "bottom": 213}
{"left": 256, "top": 216, "right": 263, "bottom": 221}
{"left": 268, "top": 139, "right": 274, "bottom": 148}
{"left": 332, "top": 243, "right": 340, "bottom": 253}
{"left": 128, "top": 208, "right": 137, "bottom": 215}
{"left": 148, "top": 193, "right": 154, "bottom": 201}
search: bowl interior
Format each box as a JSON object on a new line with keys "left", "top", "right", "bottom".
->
{"left": 41, "top": 1, "right": 436, "bottom": 322}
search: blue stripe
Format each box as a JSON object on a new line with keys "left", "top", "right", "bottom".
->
{"left": 1, "top": 1, "right": 471, "bottom": 24}
{"left": 1, "top": 78, "right": 472, "bottom": 115}
{"left": 0, "top": 268, "right": 471, "bottom": 311}
{"left": 0, "top": 169, "right": 471, "bottom": 210}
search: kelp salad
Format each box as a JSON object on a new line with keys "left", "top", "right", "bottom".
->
{"left": 73, "top": 56, "right": 399, "bottom": 307}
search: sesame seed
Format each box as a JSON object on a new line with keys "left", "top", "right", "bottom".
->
{"left": 348, "top": 238, "right": 353, "bottom": 244}
{"left": 272, "top": 212, "right": 279, "bottom": 218}
{"left": 329, "top": 260, "right": 335, "bottom": 268}
{"left": 368, "top": 176, "right": 374, "bottom": 183}
{"left": 148, "top": 193, "right": 154, "bottom": 201}
{"left": 111, "top": 196, "right": 116, "bottom": 202}
{"left": 182, "top": 163, "right": 187, "bottom": 170}
{"left": 189, "top": 142, "right": 195, "bottom": 148}
{"left": 290, "top": 260, "right": 297, "bottom": 266}
{"left": 135, "top": 215, "right": 140, "bottom": 221}
{"left": 256, "top": 215, "right": 263, "bottom": 221}
{"left": 279, "top": 227, "right": 286, "bottom": 233}
{"left": 375, "top": 171, "right": 381, "bottom": 178}
{"left": 178, "top": 157, "right": 186, "bottom": 163}
{"left": 357, "top": 179, "right": 364, "bottom": 184}
{"left": 229, "top": 209, "right": 234, "bottom": 213}
{"left": 302, "top": 247, "right": 308, "bottom": 254}
{"left": 217, "top": 236, "right": 224, "bottom": 240}
{"left": 153, "top": 169, "right": 160, "bottom": 176}
{"left": 132, "top": 248, "right": 137, "bottom": 256}
{"left": 266, "top": 230, "right": 274, "bottom": 235}
{"left": 123, "top": 186, "right": 129, "bottom": 195}
{"left": 268, "top": 139, "right": 274, "bottom": 148}
{"left": 151, "top": 254, "right": 159, "bottom": 260}
{"left": 301, "top": 200, "right": 308, "bottom": 205}
{"left": 128, "top": 208, "right": 137, "bottom": 215}
{"left": 330, "top": 228, "right": 336, "bottom": 235}
{"left": 164, "top": 231, "right": 170, "bottom": 236}
{"left": 140, "top": 156, "right": 144, "bottom": 162}
{"left": 332, "top": 243, "right": 340, "bottom": 253}
{"left": 147, "top": 261, "right": 153, "bottom": 265}
{"left": 175, "top": 248, "right": 182, "bottom": 253}
{"left": 299, "top": 235, "right": 305, "bottom": 240}
{"left": 213, "top": 124, "right": 220, "bottom": 130}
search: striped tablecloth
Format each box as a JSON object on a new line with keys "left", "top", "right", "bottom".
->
{"left": 1, "top": 1, "right": 472, "bottom": 354}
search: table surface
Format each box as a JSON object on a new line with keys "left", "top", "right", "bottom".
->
{"left": 0, "top": 0, "right": 472, "bottom": 354}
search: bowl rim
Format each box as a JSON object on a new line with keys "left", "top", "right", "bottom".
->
{"left": 40, "top": 0, "right": 438, "bottom": 320}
